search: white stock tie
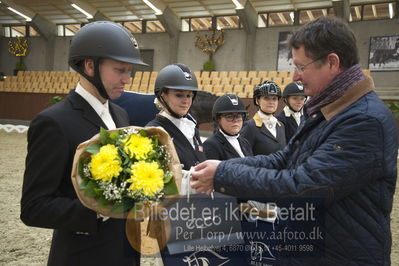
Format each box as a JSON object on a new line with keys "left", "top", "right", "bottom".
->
{"left": 100, "top": 104, "right": 116, "bottom": 130}
{"left": 292, "top": 112, "right": 302, "bottom": 126}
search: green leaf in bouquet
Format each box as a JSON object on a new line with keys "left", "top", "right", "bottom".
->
{"left": 79, "top": 176, "right": 90, "bottom": 190}
{"left": 111, "top": 198, "right": 135, "bottom": 213}
{"left": 146, "top": 152, "right": 155, "bottom": 161}
{"left": 123, "top": 154, "right": 131, "bottom": 166}
{"left": 139, "top": 130, "right": 148, "bottom": 137}
{"left": 78, "top": 158, "right": 85, "bottom": 178}
{"left": 125, "top": 150, "right": 133, "bottom": 160}
{"left": 84, "top": 180, "right": 98, "bottom": 198}
{"left": 122, "top": 198, "right": 136, "bottom": 212}
{"left": 97, "top": 195, "right": 111, "bottom": 208}
{"left": 163, "top": 179, "right": 178, "bottom": 195}
{"left": 123, "top": 167, "right": 132, "bottom": 175}
{"left": 152, "top": 136, "right": 159, "bottom": 147}
{"left": 85, "top": 144, "right": 101, "bottom": 154}
{"left": 99, "top": 127, "right": 110, "bottom": 145}
{"left": 109, "top": 131, "right": 119, "bottom": 141}
{"left": 111, "top": 201, "right": 124, "bottom": 213}
{"left": 93, "top": 187, "right": 104, "bottom": 197}
{"left": 118, "top": 146, "right": 129, "bottom": 162}
{"left": 163, "top": 171, "right": 173, "bottom": 183}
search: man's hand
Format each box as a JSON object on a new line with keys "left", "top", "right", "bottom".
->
{"left": 190, "top": 160, "right": 221, "bottom": 195}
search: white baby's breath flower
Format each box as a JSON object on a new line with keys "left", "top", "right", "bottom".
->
{"left": 83, "top": 165, "right": 91, "bottom": 177}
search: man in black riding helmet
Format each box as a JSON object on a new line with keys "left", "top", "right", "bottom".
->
{"left": 21, "top": 21, "right": 146, "bottom": 266}
{"left": 276, "top": 81, "right": 307, "bottom": 143}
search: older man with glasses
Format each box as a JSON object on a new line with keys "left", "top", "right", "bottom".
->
{"left": 191, "top": 16, "right": 398, "bottom": 265}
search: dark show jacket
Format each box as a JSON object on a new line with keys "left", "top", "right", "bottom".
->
{"left": 204, "top": 130, "right": 253, "bottom": 160}
{"left": 276, "top": 110, "right": 304, "bottom": 144}
{"left": 240, "top": 113, "right": 286, "bottom": 155}
{"left": 146, "top": 114, "right": 206, "bottom": 170}
{"left": 20, "top": 90, "right": 139, "bottom": 266}
{"left": 212, "top": 77, "right": 398, "bottom": 265}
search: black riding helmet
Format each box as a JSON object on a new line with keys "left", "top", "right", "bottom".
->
{"left": 283, "top": 82, "right": 306, "bottom": 98}
{"left": 253, "top": 80, "right": 282, "bottom": 107}
{"left": 212, "top": 94, "right": 248, "bottom": 121}
{"left": 282, "top": 82, "right": 307, "bottom": 112}
{"left": 154, "top": 63, "right": 199, "bottom": 118}
{"left": 69, "top": 21, "right": 148, "bottom": 100}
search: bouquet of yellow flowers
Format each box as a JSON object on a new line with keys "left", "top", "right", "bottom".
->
{"left": 71, "top": 126, "right": 182, "bottom": 218}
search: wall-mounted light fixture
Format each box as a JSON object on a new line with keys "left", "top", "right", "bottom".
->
{"left": 71, "top": 3, "right": 93, "bottom": 19}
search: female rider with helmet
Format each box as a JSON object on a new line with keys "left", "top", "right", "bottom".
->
{"left": 241, "top": 80, "right": 286, "bottom": 155}
{"left": 146, "top": 63, "right": 206, "bottom": 170}
{"left": 204, "top": 93, "right": 252, "bottom": 160}
{"left": 276, "top": 82, "right": 307, "bottom": 143}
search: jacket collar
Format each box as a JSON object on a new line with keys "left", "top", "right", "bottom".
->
{"left": 321, "top": 76, "right": 374, "bottom": 121}
{"left": 215, "top": 130, "right": 252, "bottom": 157}
{"left": 68, "top": 90, "right": 125, "bottom": 129}
{"left": 215, "top": 131, "right": 240, "bottom": 156}
{"left": 155, "top": 114, "right": 203, "bottom": 154}
{"left": 251, "top": 114, "right": 284, "bottom": 144}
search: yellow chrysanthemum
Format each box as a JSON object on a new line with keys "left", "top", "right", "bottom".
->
{"left": 89, "top": 144, "right": 122, "bottom": 182}
{"left": 123, "top": 134, "right": 153, "bottom": 160}
{"left": 127, "top": 161, "right": 164, "bottom": 197}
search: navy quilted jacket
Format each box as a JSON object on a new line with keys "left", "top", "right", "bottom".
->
{"left": 214, "top": 77, "right": 398, "bottom": 265}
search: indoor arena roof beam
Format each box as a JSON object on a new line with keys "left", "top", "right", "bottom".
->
{"left": 148, "top": 0, "right": 179, "bottom": 64}
{"left": 332, "top": 0, "right": 350, "bottom": 22}
{"left": 235, "top": 0, "right": 257, "bottom": 70}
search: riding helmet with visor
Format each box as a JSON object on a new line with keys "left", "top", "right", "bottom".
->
{"left": 253, "top": 80, "right": 282, "bottom": 106}
{"left": 69, "top": 21, "right": 148, "bottom": 100}
{"left": 154, "top": 63, "right": 199, "bottom": 118}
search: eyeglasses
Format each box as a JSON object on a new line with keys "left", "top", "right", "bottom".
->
{"left": 221, "top": 113, "right": 246, "bottom": 122}
{"left": 293, "top": 56, "right": 324, "bottom": 74}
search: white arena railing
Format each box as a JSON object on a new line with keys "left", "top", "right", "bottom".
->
{"left": 0, "top": 124, "right": 29, "bottom": 133}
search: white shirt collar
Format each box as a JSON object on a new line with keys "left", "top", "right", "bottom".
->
{"left": 258, "top": 111, "right": 277, "bottom": 127}
{"left": 75, "top": 82, "right": 110, "bottom": 117}
{"left": 161, "top": 111, "right": 183, "bottom": 126}
{"left": 283, "top": 106, "right": 302, "bottom": 126}
{"left": 160, "top": 111, "right": 196, "bottom": 148}
{"left": 283, "top": 105, "right": 303, "bottom": 117}
{"left": 258, "top": 110, "right": 277, "bottom": 137}
{"left": 219, "top": 129, "right": 239, "bottom": 140}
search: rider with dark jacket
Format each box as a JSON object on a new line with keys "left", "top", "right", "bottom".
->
{"left": 146, "top": 63, "right": 206, "bottom": 170}
{"left": 276, "top": 82, "right": 307, "bottom": 143}
{"left": 241, "top": 81, "right": 286, "bottom": 155}
{"left": 204, "top": 94, "right": 252, "bottom": 160}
